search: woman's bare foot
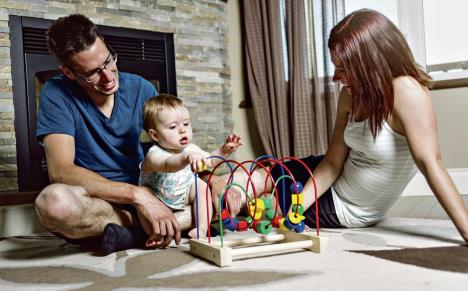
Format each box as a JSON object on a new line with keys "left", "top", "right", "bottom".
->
{"left": 188, "top": 226, "right": 208, "bottom": 239}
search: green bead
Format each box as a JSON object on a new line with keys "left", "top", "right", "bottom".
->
{"left": 266, "top": 208, "right": 276, "bottom": 220}
{"left": 292, "top": 204, "right": 304, "bottom": 215}
{"left": 262, "top": 197, "right": 273, "bottom": 209}
{"left": 256, "top": 220, "right": 272, "bottom": 234}
{"left": 245, "top": 216, "right": 253, "bottom": 224}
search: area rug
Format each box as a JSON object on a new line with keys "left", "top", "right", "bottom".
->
{"left": 1, "top": 218, "right": 467, "bottom": 291}
{"left": 353, "top": 246, "right": 468, "bottom": 274}
{"left": 0, "top": 247, "right": 303, "bottom": 290}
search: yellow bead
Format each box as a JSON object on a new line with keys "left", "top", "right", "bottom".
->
{"left": 248, "top": 198, "right": 265, "bottom": 210}
{"left": 288, "top": 212, "right": 305, "bottom": 224}
{"left": 279, "top": 218, "right": 288, "bottom": 231}
{"left": 248, "top": 205, "right": 263, "bottom": 220}
{"left": 291, "top": 193, "right": 304, "bottom": 205}
{"left": 195, "top": 161, "right": 208, "bottom": 172}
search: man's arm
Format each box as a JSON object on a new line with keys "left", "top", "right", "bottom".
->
{"left": 44, "top": 134, "right": 136, "bottom": 202}
{"left": 43, "top": 133, "right": 181, "bottom": 246}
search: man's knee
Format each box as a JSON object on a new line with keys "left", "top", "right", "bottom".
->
{"left": 35, "top": 184, "right": 84, "bottom": 228}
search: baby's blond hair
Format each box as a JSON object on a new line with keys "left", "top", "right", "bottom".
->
{"left": 142, "top": 93, "right": 185, "bottom": 132}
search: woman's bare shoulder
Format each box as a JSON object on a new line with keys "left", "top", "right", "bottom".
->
{"left": 393, "top": 76, "right": 428, "bottom": 97}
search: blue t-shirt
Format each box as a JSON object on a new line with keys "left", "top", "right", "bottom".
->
{"left": 36, "top": 72, "right": 157, "bottom": 185}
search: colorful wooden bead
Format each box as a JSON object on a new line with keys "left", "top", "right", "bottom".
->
{"left": 255, "top": 220, "right": 272, "bottom": 234}
{"left": 283, "top": 217, "right": 295, "bottom": 230}
{"left": 252, "top": 220, "right": 260, "bottom": 231}
{"left": 289, "top": 181, "right": 303, "bottom": 194}
{"left": 279, "top": 217, "right": 288, "bottom": 231}
{"left": 291, "top": 193, "right": 304, "bottom": 205}
{"left": 262, "top": 197, "right": 273, "bottom": 209}
{"left": 224, "top": 217, "right": 238, "bottom": 231}
{"left": 288, "top": 212, "right": 305, "bottom": 224}
{"left": 236, "top": 220, "right": 249, "bottom": 231}
{"left": 195, "top": 161, "right": 208, "bottom": 172}
{"left": 221, "top": 209, "right": 230, "bottom": 221}
{"left": 272, "top": 215, "right": 282, "bottom": 228}
{"left": 266, "top": 208, "right": 276, "bottom": 220}
{"left": 248, "top": 205, "right": 263, "bottom": 220}
{"left": 294, "top": 221, "right": 306, "bottom": 233}
{"left": 291, "top": 204, "right": 304, "bottom": 215}
{"left": 249, "top": 198, "right": 265, "bottom": 210}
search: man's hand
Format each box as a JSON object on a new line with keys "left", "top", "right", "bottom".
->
{"left": 134, "top": 186, "right": 181, "bottom": 248}
{"left": 209, "top": 175, "right": 243, "bottom": 217}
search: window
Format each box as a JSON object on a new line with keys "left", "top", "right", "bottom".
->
{"left": 344, "top": 0, "right": 468, "bottom": 89}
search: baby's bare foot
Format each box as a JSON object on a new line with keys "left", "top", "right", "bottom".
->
{"left": 188, "top": 227, "right": 208, "bottom": 239}
{"left": 145, "top": 239, "right": 157, "bottom": 248}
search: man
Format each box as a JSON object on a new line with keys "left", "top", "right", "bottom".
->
{"left": 35, "top": 14, "right": 241, "bottom": 254}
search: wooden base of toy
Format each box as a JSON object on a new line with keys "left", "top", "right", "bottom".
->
{"left": 189, "top": 230, "right": 321, "bottom": 267}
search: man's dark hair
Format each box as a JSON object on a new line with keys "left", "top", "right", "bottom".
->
{"left": 46, "top": 14, "right": 101, "bottom": 65}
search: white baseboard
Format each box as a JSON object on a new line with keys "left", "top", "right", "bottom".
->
{"left": 401, "top": 168, "right": 468, "bottom": 196}
{"left": 0, "top": 204, "right": 46, "bottom": 237}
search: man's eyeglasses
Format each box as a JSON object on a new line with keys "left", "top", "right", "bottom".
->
{"left": 74, "top": 53, "right": 118, "bottom": 83}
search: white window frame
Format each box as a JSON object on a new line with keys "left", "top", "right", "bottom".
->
{"left": 398, "top": 0, "right": 468, "bottom": 89}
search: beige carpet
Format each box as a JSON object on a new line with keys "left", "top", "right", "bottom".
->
{"left": 0, "top": 217, "right": 467, "bottom": 291}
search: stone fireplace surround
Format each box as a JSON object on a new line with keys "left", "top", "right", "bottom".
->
{"left": 0, "top": 0, "right": 232, "bottom": 195}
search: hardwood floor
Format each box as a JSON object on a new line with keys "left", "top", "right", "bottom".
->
{"left": 387, "top": 194, "right": 468, "bottom": 219}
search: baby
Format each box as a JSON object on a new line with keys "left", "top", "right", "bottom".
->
{"left": 140, "top": 93, "right": 242, "bottom": 245}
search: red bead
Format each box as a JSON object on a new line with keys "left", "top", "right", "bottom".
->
{"left": 221, "top": 209, "right": 230, "bottom": 220}
{"left": 272, "top": 216, "right": 282, "bottom": 228}
{"left": 236, "top": 220, "right": 249, "bottom": 231}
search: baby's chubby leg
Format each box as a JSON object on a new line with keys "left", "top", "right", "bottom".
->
{"left": 187, "top": 178, "right": 213, "bottom": 239}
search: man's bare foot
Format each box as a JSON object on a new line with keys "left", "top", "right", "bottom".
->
{"left": 188, "top": 226, "right": 208, "bottom": 239}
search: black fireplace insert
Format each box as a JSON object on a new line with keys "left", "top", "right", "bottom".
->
{"left": 10, "top": 16, "right": 177, "bottom": 192}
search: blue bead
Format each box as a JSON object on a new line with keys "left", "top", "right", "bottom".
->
{"left": 283, "top": 217, "right": 296, "bottom": 230}
{"left": 294, "top": 221, "right": 306, "bottom": 233}
{"left": 225, "top": 218, "right": 239, "bottom": 231}
{"left": 290, "top": 182, "right": 303, "bottom": 194}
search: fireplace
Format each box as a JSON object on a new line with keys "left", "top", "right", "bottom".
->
{"left": 10, "top": 16, "right": 177, "bottom": 192}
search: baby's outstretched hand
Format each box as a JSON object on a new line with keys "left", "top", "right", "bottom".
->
{"left": 186, "top": 151, "right": 211, "bottom": 172}
{"left": 223, "top": 134, "right": 243, "bottom": 154}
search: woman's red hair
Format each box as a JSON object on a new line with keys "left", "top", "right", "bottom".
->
{"left": 328, "top": 9, "right": 432, "bottom": 138}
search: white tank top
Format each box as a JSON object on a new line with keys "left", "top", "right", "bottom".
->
{"left": 332, "top": 119, "right": 417, "bottom": 227}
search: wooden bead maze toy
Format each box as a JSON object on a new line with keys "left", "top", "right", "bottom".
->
{"left": 189, "top": 156, "right": 322, "bottom": 267}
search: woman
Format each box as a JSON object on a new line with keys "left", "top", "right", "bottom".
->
{"left": 219, "top": 9, "right": 468, "bottom": 243}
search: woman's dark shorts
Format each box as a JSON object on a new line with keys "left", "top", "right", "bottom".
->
{"left": 269, "top": 155, "right": 343, "bottom": 228}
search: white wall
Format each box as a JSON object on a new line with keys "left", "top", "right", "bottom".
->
{"left": 430, "top": 87, "right": 468, "bottom": 168}
{"left": 227, "top": 0, "right": 264, "bottom": 161}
